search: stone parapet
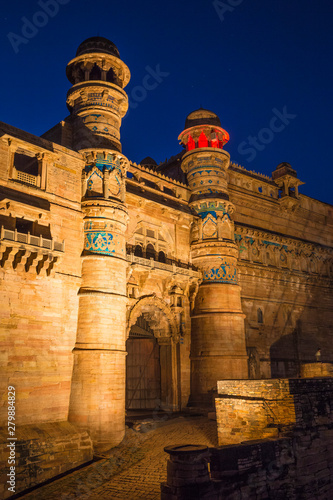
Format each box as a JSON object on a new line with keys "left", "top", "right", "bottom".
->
{"left": 215, "top": 378, "right": 333, "bottom": 446}
{"left": 0, "top": 421, "right": 93, "bottom": 499}
{"left": 300, "top": 362, "right": 333, "bottom": 378}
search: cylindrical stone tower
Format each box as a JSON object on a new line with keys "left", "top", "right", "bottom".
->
{"left": 179, "top": 109, "right": 248, "bottom": 405}
{"left": 67, "top": 37, "right": 130, "bottom": 451}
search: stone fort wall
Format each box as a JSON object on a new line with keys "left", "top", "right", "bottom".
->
{"left": 0, "top": 121, "right": 333, "bottom": 428}
{"left": 162, "top": 377, "right": 333, "bottom": 499}
{"left": 0, "top": 123, "right": 84, "bottom": 426}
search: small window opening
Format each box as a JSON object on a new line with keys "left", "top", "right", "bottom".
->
{"left": 257, "top": 308, "right": 263, "bottom": 324}
{"left": 14, "top": 153, "right": 38, "bottom": 176}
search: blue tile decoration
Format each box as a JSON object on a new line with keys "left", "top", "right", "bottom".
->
{"left": 84, "top": 231, "right": 116, "bottom": 256}
{"left": 87, "top": 169, "right": 103, "bottom": 190}
{"left": 190, "top": 165, "right": 218, "bottom": 176}
{"left": 196, "top": 201, "right": 227, "bottom": 219}
{"left": 235, "top": 234, "right": 289, "bottom": 253}
{"left": 203, "top": 258, "right": 238, "bottom": 284}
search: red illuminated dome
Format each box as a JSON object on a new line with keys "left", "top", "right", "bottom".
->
{"left": 179, "top": 108, "right": 229, "bottom": 151}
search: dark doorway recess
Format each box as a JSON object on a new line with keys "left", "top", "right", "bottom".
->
{"left": 126, "top": 315, "right": 161, "bottom": 410}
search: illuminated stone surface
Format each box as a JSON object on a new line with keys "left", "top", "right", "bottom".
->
{"left": 0, "top": 36, "right": 332, "bottom": 494}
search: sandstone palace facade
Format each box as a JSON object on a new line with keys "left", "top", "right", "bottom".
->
{"left": 1, "top": 37, "right": 333, "bottom": 457}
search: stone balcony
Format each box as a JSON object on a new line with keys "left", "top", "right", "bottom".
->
{"left": 0, "top": 226, "right": 64, "bottom": 275}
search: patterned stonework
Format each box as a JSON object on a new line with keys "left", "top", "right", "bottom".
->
{"left": 202, "top": 214, "right": 217, "bottom": 238}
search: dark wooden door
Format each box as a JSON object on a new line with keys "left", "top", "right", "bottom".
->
{"left": 126, "top": 337, "right": 161, "bottom": 409}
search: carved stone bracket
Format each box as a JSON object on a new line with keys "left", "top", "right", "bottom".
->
{"left": 0, "top": 229, "right": 63, "bottom": 276}
{"left": 1, "top": 245, "right": 62, "bottom": 276}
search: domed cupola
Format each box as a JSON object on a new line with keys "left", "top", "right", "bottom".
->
{"left": 179, "top": 108, "right": 229, "bottom": 152}
{"left": 75, "top": 36, "right": 120, "bottom": 58}
{"left": 66, "top": 36, "right": 130, "bottom": 87}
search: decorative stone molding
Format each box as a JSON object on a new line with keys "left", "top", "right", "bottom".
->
{"left": 127, "top": 294, "right": 178, "bottom": 340}
{"left": 234, "top": 225, "right": 333, "bottom": 277}
{"left": 81, "top": 150, "right": 129, "bottom": 202}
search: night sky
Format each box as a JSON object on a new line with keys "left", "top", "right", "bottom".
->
{"left": 1, "top": 0, "right": 332, "bottom": 204}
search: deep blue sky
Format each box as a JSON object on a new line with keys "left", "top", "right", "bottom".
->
{"left": 1, "top": 0, "right": 332, "bottom": 204}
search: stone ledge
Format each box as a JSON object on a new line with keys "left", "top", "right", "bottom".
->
{"left": 0, "top": 421, "right": 93, "bottom": 498}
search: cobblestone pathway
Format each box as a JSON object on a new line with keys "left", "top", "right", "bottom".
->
{"left": 20, "top": 416, "right": 218, "bottom": 500}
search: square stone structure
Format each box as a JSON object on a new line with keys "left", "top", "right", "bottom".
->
{"left": 1, "top": 37, "right": 333, "bottom": 457}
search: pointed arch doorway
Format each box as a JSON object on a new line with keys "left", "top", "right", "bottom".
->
{"left": 126, "top": 295, "right": 180, "bottom": 411}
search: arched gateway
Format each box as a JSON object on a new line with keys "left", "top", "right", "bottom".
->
{"left": 126, "top": 295, "right": 180, "bottom": 411}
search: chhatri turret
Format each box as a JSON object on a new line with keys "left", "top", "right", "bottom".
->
{"left": 179, "top": 109, "right": 248, "bottom": 405}
{"left": 67, "top": 37, "right": 130, "bottom": 452}
{"left": 66, "top": 36, "right": 130, "bottom": 152}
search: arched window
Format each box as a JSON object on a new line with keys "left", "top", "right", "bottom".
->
{"left": 158, "top": 251, "right": 166, "bottom": 263}
{"left": 90, "top": 64, "right": 102, "bottom": 80}
{"left": 146, "top": 244, "right": 156, "bottom": 260}
{"left": 106, "top": 67, "right": 115, "bottom": 83}
{"left": 134, "top": 245, "right": 143, "bottom": 257}
{"left": 257, "top": 308, "right": 263, "bottom": 324}
{"left": 74, "top": 65, "right": 85, "bottom": 83}
{"left": 198, "top": 131, "right": 208, "bottom": 148}
{"left": 187, "top": 135, "right": 195, "bottom": 151}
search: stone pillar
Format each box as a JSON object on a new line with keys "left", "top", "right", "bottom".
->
{"left": 190, "top": 241, "right": 248, "bottom": 398}
{"left": 68, "top": 199, "right": 128, "bottom": 452}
